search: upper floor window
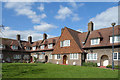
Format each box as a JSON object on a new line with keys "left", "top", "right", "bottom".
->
{"left": 70, "top": 53, "right": 78, "bottom": 59}
{"left": 110, "top": 35, "right": 120, "bottom": 43}
{"left": 87, "top": 53, "right": 97, "bottom": 60}
{"left": 113, "top": 52, "right": 120, "bottom": 60}
{"left": 26, "top": 47, "right": 30, "bottom": 50}
{"left": 41, "top": 45, "right": 45, "bottom": 49}
{"left": 0, "top": 44, "right": 5, "bottom": 49}
{"left": 60, "top": 40, "right": 70, "bottom": 47}
{"left": 12, "top": 45, "right": 18, "bottom": 50}
{"left": 48, "top": 44, "right": 53, "bottom": 49}
{"left": 91, "top": 38, "right": 100, "bottom": 45}
{"left": 32, "top": 46, "right": 36, "bottom": 50}
{"left": 54, "top": 54, "right": 60, "bottom": 59}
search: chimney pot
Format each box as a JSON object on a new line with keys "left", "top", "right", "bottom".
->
{"left": 43, "top": 33, "right": 47, "bottom": 40}
{"left": 28, "top": 36, "right": 32, "bottom": 44}
{"left": 88, "top": 21, "right": 94, "bottom": 32}
{"left": 17, "top": 34, "right": 20, "bottom": 41}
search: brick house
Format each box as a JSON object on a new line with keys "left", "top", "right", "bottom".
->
{"left": 0, "top": 21, "right": 120, "bottom": 66}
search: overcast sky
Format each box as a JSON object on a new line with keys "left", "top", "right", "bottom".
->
{"left": 0, "top": 2, "right": 118, "bottom": 41}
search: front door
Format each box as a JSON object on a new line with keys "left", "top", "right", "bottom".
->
{"left": 103, "top": 60, "right": 109, "bottom": 66}
{"left": 45, "top": 55, "right": 48, "bottom": 62}
{"left": 101, "top": 55, "right": 109, "bottom": 66}
{"left": 63, "top": 55, "right": 67, "bottom": 64}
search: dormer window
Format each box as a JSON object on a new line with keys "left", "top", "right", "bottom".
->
{"left": 0, "top": 44, "right": 5, "bottom": 49}
{"left": 60, "top": 40, "right": 70, "bottom": 47}
{"left": 32, "top": 46, "right": 36, "bottom": 50}
{"left": 26, "top": 47, "right": 30, "bottom": 50}
{"left": 91, "top": 38, "right": 100, "bottom": 45}
{"left": 110, "top": 35, "right": 120, "bottom": 43}
{"left": 12, "top": 45, "right": 18, "bottom": 50}
{"left": 41, "top": 45, "right": 45, "bottom": 49}
{"left": 48, "top": 44, "right": 53, "bottom": 49}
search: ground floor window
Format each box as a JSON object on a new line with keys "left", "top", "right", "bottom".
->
{"left": 70, "top": 53, "right": 78, "bottom": 59}
{"left": 13, "top": 55, "right": 21, "bottom": 59}
{"left": 49, "top": 54, "right": 52, "bottom": 59}
{"left": 39, "top": 55, "right": 43, "bottom": 59}
{"left": 23, "top": 55, "right": 30, "bottom": 59}
{"left": 54, "top": 54, "right": 60, "bottom": 59}
{"left": 113, "top": 52, "right": 120, "bottom": 60}
{"left": 87, "top": 53, "right": 97, "bottom": 60}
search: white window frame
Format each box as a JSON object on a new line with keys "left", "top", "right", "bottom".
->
{"left": 110, "top": 35, "right": 120, "bottom": 43}
{"left": 54, "top": 54, "right": 60, "bottom": 60}
{"left": 87, "top": 53, "right": 97, "bottom": 60}
{"left": 113, "top": 52, "right": 120, "bottom": 60}
{"left": 91, "top": 38, "right": 100, "bottom": 45}
{"left": 32, "top": 46, "right": 36, "bottom": 50}
{"left": 48, "top": 44, "right": 53, "bottom": 49}
{"left": 49, "top": 53, "right": 53, "bottom": 59}
{"left": 70, "top": 53, "right": 78, "bottom": 60}
{"left": 41, "top": 45, "right": 45, "bottom": 49}
{"left": 60, "top": 40, "right": 70, "bottom": 47}
{"left": 39, "top": 54, "right": 43, "bottom": 59}
{"left": 12, "top": 45, "right": 18, "bottom": 50}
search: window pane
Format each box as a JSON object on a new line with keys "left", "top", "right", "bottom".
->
{"left": 114, "top": 53, "right": 117, "bottom": 59}
{"left": 118, "top": 53, "right": 120, "bottom": 60}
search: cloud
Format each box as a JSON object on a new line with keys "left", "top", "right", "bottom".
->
{"left": 89, "top": 6, "right": 118, "bottom": 30}
{"left": 72, "top": 14, "right": 80, "bottom": 21}
{"left": 38, "top": 3, "right": 44, "bottom": 12}
{"left": 34, "top": 23, "right": 57, "bottom": 32}
{"left": 68, "top": 2, "right": 84, "bottom": 9}
{"left": 4, "top": 2, "right": 46, "bottom": 24}
{"left": 0, "top": 27, "right": 55, "bottom": 41}
{"left": 55, "top": 5, "right": 72, "bottom": 20}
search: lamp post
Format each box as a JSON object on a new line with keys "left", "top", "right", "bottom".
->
{"left": 111, "top": 23, "right": 116, "bottom": 70}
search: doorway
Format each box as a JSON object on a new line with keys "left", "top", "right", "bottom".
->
{"left": 45, "top": 55, "right": 48, "bottom": 62}
{"left": 101, "top": 55, "right": 109, "bottom": 66}
{"left": 63, "top": 55, "right": 67, "bottom": 64}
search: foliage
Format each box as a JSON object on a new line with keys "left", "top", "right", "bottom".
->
{"left": 82, "top": 62, "right": 98, "bottom": 67}
{"left": 106, "top": 65, "right": 119, "bottom": 69}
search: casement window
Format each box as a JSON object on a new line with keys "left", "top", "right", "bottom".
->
{"left": 87, "top": 53, "right": 97, "bottom": 60}
{"left": 13, "top": 55, "right": 21, "bottom": 59}
{"left": 26, "top": 47, "right": 30, "bottom": 50}
{"left": 23, "top": 55, "right": 30, "bottom": 59}
{"left": 32, "top": 46, "right": 36, "bottom": 50}
{"left": 41, "top": 45, "right": 45, "bottom": 49}
{"left": 49, "top": 53, "right": 53, "bottom": 59}
{"left": 70, "top": 53, "right": 78, "bottom": 59}
{"left": 39, "top": 55, "right": 43, "bottom": 59}
{"left": 60, "top": 40, "right": 70, "bottom": 47}
{"left": 91, "top": 38, "right": 100, "bottom": 45}
{"left": 110, "top": 35, "right": 120, "bottom": 43}
{"left": 48, "top": 44, "right": 53, "bottom": 49}
{"left": 0, "top": 54, "right": 3, "bottom": 59}
{"left": 54, "top": 54, "right": 60, "bottom": 59}
{"left": 0, "top": 44, "right": 5, "bottom": 49}
{"left": 12, "top": 45, "right": 18, "bottom": 50}
{"left": 113, "top": 52, "right": 120, "bottom": 60}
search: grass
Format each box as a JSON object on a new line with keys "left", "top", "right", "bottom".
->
{"left": 2, "top": 63, "right": 118, "bottom": 78}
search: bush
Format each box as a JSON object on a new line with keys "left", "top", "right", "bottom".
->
{"left": 82, "top": 62, "right": 98, "bottom": 67}
{"left": 106, "top": 65, "right": 119, "bottom": 69}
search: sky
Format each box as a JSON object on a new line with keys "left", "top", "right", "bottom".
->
{"left": 0, "top": 2, "right": 118, "bottom": 41}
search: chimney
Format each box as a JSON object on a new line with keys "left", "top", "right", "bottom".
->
{"left": 28, "top": 36, "right": 32, "bottom": 43}
{"left": 43, "top": 33, "right": 47, "bottom": 40}
{"left": 16, "top": 34, "right": 20, "bottom": 41}
{"left": 88, "top": 21, "right": 94, "bottom": 32}
{"left": 61, "top": 28, "right": 64, "bottom": 34}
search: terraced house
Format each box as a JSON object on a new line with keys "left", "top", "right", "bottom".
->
{"left": 0, "top": 21, "right": 120, "bottom": 67}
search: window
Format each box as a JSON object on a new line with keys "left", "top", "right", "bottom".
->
{"left": 49, "top": 53, "right": 53, "bottom": 59}
{"left": 39, "top": 55, "right": 43, "bottom": 59}
{"left": 87, "top": 53, "right": 97, "bottom": 60}
{"left": 12, "top": 45, "right": 18, "bottom": 50}
{"left": 113, "top": 52, "right": 120, "bottom": 60}
{"left": 0, "top": 44, "right": 5, "bottom": 49}
{"left": 23, "top": 55, "right": 30, "bottom": 59}
{"left": 26, "top": 47, "right": 30, "bottom": 50}
{"left": 110, "top": 35, "right": 120, "bottom": 43}
{"left": 55, "top": 54, "right": 60, "bottom": 59}
{"left": 70, "top": 53, "right": 78, "bottom": 59}
{"left": 13, "top": 55, "right": 21, "bottom": 59}
{"left": 60, "top": 40, "right": 70, "bottom": 47}
{"left": 32, "top": 46, "right": 36, "bottom": 50}
{"left": 48, "top": 44, "right": 53, "bottom": 49}
{"left": 91, "top": 38, "right": 100, "bottom": 45}
{"left": 41, "top": 45, "right": 45, "bottom": 49}
{"left": 0, "top": 54, "right": 3, "bottom": 59}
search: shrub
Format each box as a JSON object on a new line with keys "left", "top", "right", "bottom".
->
{"left": 106, "top": 65, "right": 119, "bottom": 69}
{"left": 82, "top": 62, "right": 98, "bottom": 67}
{"left": 106, "top": 65, "right": 112, "bottom": 68}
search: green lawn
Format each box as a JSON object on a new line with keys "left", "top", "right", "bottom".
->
{"left": 2, "top": 63, "right": 118, "bottom": 78}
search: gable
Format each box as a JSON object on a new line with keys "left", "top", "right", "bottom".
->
{"left": 52, "top": 27, "right": 83, "bottom": 54}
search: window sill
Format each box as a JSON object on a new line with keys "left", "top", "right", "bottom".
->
{"left": 87, "top": 59, "right": 97, "bottom": 60}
